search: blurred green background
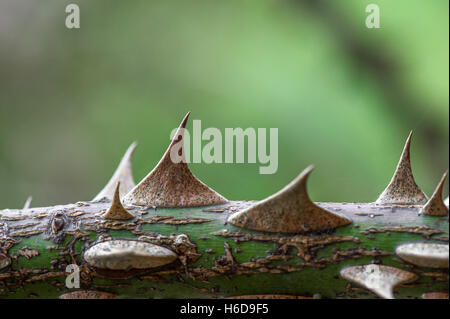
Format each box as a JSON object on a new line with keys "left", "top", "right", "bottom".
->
{"left": 0, "top": 0, "right": 448, "bottom": 208}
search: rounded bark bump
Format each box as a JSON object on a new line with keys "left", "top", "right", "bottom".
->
{"left": 396, "top": 242, "right": 449, "bottom": 268}
{"left": 340, "top": 264, "right": 418, "bottom": 299}
{"left": 83, "top": 239, "right": 178, "bottom": 270}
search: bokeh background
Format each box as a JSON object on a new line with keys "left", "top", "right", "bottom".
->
{"left": 0, "top": 0, "right": 448, "bottom": 208}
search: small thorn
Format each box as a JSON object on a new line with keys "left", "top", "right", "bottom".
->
{"left": 93, "top": 142, "right": 137, "bottom": 201}
{"left": 396, "top": 242, "right": 449, "bottom": 269}
{"left": 123, "top": 113, "right": 227, "bottom": 207}
{"left": 103, "top": 182, "right": 134, "bottom": 220}
{"left": 376, "top": 131, "right": 428, "bottom": 205}
{"left": 83, "top": 240, "right": 178, "bottom": 270}
{"left": 340, "top": 264, "right": 418, "bottom": 299}
{"left": 421, "top": 170, "right": 449, "bottom": 216}
{"left": 23, "top": 196, "right": 32, "bottom": 209}
{"left": 227, "top": 165, "right": 351, "bottom": 233}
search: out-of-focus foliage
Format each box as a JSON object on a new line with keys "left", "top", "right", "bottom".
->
{"left": 0, "top": 0, "right": 448, "bottom": 207}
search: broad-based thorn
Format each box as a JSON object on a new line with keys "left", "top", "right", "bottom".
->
{"left": 227, "top": 165, "right": 351, "bottom": 233}
{"left": 103, "top": 182, "right": 134, "bottom": 220}
{"left": 376, "top": 131, "right": 428, "bottom": 205}
{"left": 421, "top": 170, "right": 448, "bottom": 216}
{"left": 123, "top": 112, "right": 227, "bottom": 207}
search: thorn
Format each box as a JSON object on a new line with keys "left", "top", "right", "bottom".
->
{"left": 23, "top": 196, "right": 32, "bottom": 209}
{"left": 103, "top": 182, "right": 134, "bottom": 220}
{"left": 227, "top": 165, "right": 351, "bottom": 233}
{"left": 376, "top": 131, "right": 428, "bottom": 205}
{"left": 340, "top": 264, "right": 418, "bottom": 299}
{"left": 396, "top": 242, "right": 449, "bottom": 269}
{"left": 123, "top": 112, "right": 227, "bottom": 207}
{"left": 421, "top": 170, "right": 449, "bottom": 216}
{"left": 93, "top": 142, "right": 137, "bottom": 201}
{"left": 83, "top": 239, "right": 178, "bottom": 270}
{"left": 445, "top": 196, "right": 449, "bottom": 208}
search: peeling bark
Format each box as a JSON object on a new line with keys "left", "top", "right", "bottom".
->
{"left": 0, "top": 199, "right": 448, "bottom": 299}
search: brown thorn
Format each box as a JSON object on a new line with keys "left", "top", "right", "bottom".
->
{"left": 103, "top": 182, "right": 134, "bottom": 220}
{"left": 123, "top": 112, "right": 227, "bottom": 207}
{"left": 227, "top": 165, "right": 351, "bottom": 233}
{"left": 421, "top": 170, "right": 449, "bottom": 216}
{"left": 376, "top": 131, "right": 428, "bottom": 205}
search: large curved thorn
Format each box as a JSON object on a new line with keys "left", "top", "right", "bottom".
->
{"left": 227, "top": 165, "right": 351, "bottom": 233}
{"left": 103, "top": 182, "right": 134, "bottom": 220}
{"left": 123, "top": 112, "right": 227, "bottom": 207}
{"left": 93, "top": 142, "right": 137, "bottom": 201}
{"left": 340, "top": 264, "right": 418, "bottom": 299}
{"left": 23, "top": 196, "right": 32, "bottom": 209}
{"left": 376, "top": 131, "right": 428, "bottom": 205}
{"left": 421, "top": 170, "right": 448, "bottom": 216}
